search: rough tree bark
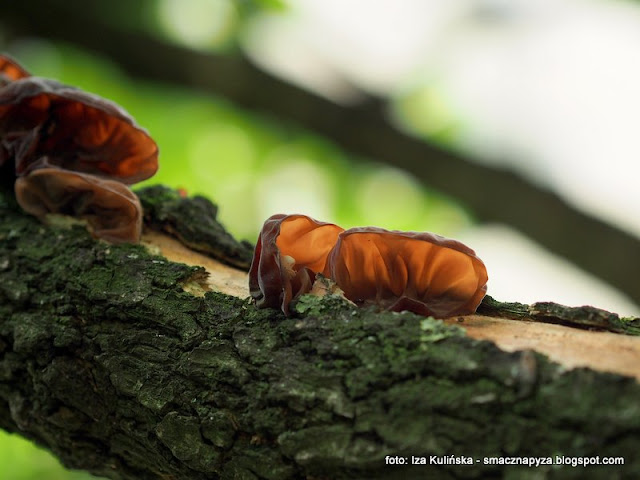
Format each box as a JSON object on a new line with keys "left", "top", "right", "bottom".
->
{"left": 1, "top": 183, "right": 639, "bottom": 480}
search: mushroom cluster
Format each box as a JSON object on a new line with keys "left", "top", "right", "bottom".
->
{"left": 0, "top": 54, "right": 158, "bottom": 243}
{"left": 250, "top": 214, "right": 488, "bottom": 317}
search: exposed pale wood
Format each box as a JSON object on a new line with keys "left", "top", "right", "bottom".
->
{"left": 141, "top": 230, "right": 249, "bottom": 299}
{"left": 445, "top": 315, "right": 640, "bottom": 381}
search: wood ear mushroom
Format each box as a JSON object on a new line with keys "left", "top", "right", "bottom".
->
{"left": 250, "top": 214, "right": 488, "bottom": 318}
{"left": 249, "top": 214, "right": 344, "bottom": 315}
{"left": 325, "top": 227, "right": 488, "bottom": 317}
{"left": 0, "top": 54, "right": 30, "bottom": 86}
{"left": 15, "top": 167, "right": 143, "bottom": 244}
{"left": 0, "top": 54, "right": 157, "bottom": 244}
{"left": 0, "top": 76, "right": 158, "bottom": 182}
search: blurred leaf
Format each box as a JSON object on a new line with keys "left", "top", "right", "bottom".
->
{"left": 0, "top": 430, "right": 100, "bottom": 480}
{"left": 391, "top": 82, "right": 461, "bottom": 148}
{"left": 156, "top": 0, "right": 238, "bottom": 50}
{"left": 236, "top": 0, "right": 288, "bottom": 13}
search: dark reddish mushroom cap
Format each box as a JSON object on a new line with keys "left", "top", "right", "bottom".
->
{"left": 0, "top": 55, "right": 31, "bottom": 167}
{"left": 249, "top": 214, "right": 344, "bottom": 314}
{"left": 15, "top": 167, "right": 143, "bottom": 243}
{"left": 0, "top": 54, "right": 31, "bottom": 85}
{"left": 323, "top": 227, "right": 488, "bottom": 317}
{"left": 0, "top": 76, "right": 158, "bottom": 183}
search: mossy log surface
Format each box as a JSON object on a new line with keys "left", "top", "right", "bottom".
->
{"left": 0, "top": 186, "right": 639, "bottom": 480}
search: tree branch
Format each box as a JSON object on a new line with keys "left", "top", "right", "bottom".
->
{"left": 1, "top": 0, "right": 639, "bottom": 305}
{"left": 1, "top": 184, "right": 640, "bottom": 479}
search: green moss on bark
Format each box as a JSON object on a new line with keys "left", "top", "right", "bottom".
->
{"left": 479, "top": 295, "right": 640, "bottom": 335}
{"left": 0, "top": 186, "right": 639, "bottom": 479}
{"left": 137, "top": 185, "right": 253, "bottom": 270}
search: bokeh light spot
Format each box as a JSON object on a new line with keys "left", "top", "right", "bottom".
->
{"left": 256, "top": 154, "right": 334, "bottom": 232}
{"left": 354, "top": 167, "right": 427, "bottom": 230}
{"left": 157, "top": 0, "right": 236, "bottom": 49}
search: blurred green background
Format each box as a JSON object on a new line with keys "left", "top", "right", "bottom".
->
{"left": 5, "top": 40, "right": 468, "bottom": 243}
{"left": 0, "top": 430, "right": 94, "bottom": 480}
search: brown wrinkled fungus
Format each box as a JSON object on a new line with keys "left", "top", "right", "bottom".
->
{"left": 1, "top": 54, "right": 158, "bottom": 244}
{"left": 249, "top": 214, "right": 344, "bottom": 314}
{"left": 0, "top": 54, "right": 30, "bottom": 85}
{"left": 325, "top": 227, "right": 488, "bottom": 317}
{"left": 250, "top": 214, "right": 488, "bottom": 318}
{"left": 15, "top": 167, "right": 142, "bottom": 244}
{"left": 0, "top": 76, "right": 158, "bottom": 182}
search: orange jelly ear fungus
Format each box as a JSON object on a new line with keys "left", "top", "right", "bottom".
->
{"left": 0, "top": 76, "right": 158, "bottom": 183}
{"left": 15, "top": 167, "right": 143, "bottom": 244}
{"left": 0, "top": 54, "right": 31, "bottom": 167}
{"left": 249, "top": 214, "right": 344, "bottom": 315}
{"left": 323, "top": 228, "right": 488, "bottom": 318}
{"left": 0, "top": 54, "right": 31, "bottom": 85}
